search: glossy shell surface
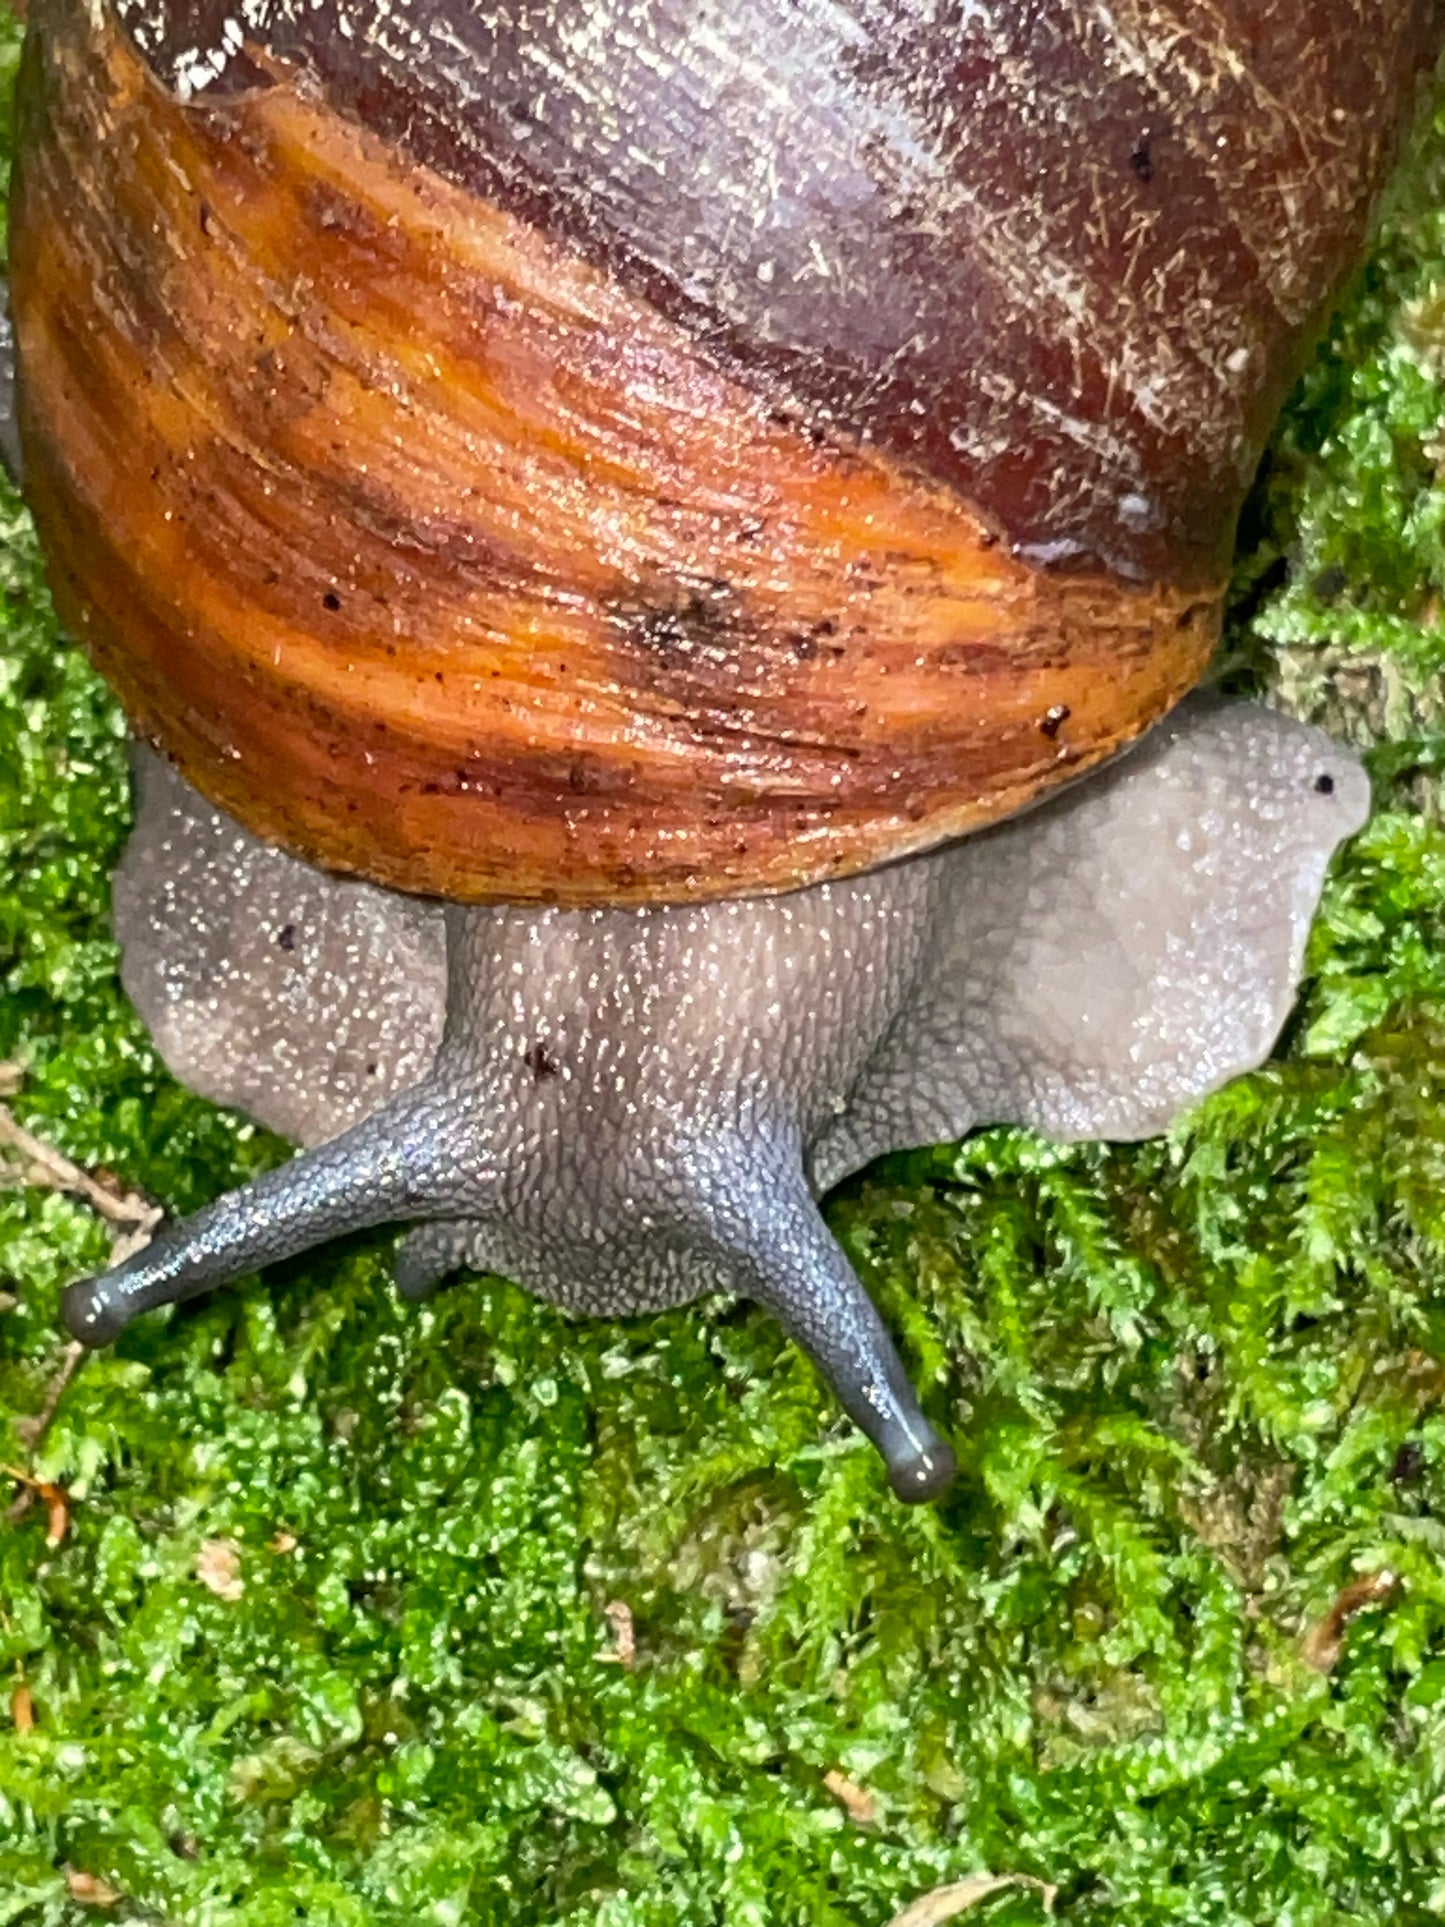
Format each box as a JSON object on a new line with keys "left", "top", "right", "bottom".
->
{"left": 10, "top": 0, "right": 1440, "bottom": 901}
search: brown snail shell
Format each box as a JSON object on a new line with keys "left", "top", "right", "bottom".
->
{"left": 11, "top": 0, "right": 1438, "bottom": 904}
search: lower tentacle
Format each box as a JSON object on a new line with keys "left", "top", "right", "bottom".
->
{"left": 393, "top": 1219, "right": 486, "bottom": 1302}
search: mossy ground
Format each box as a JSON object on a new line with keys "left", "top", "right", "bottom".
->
{"left": 4, "top": 22, "right": 1445, "bottom": 1925}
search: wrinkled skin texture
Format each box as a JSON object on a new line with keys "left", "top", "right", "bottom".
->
{"left": 67, "top": 700, "right": 1368, "bottom": 1498}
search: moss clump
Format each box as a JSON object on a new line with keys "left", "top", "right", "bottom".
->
{"left": 4, "top": 26, "right": 1445, "bottom": 1925}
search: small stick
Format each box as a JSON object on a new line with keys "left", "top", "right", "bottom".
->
{"left": 889, "top": 1874, "right": 1057, "bottom": 1927}
{"left": 1302, "top": 1569, "right": 1400, "bottom": 1673}
{"left": 599, "top": 1599, "right": 636, "bottom": 1668}
{"left": 823, "top": 1769, "right": 877, "bottom": 1826}
{"left": 2, "top": 1464, "right": 70, "bottom": 1546}
{"left": 0, "top": 1104, "right": 160, "bottom": 1232}
{"left": 14, "top": 1340, "right": 85, "bottom": 1452}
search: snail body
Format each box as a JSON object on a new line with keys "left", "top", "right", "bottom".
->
{"left": 6, "top": 0, "right": 1436, "bottom": 1495}
{"left": 97, "top": 707, "right": 1368, "bottom": 1499}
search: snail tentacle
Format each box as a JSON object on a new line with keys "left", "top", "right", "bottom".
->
{"left": 717, "top": 1161, "right": 957, "bottom": 1504}
{"left": 393, "top": 1220, "right": 489, "bottom": 1304}
{"left": 60, "top": 1082, "right": 500, "bottom": 1345}
{"left": 390, "top": 1153, "right": 958, "bottom": 1500}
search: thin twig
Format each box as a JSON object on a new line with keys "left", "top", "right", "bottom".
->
{"left": 1302, "top": 1569, "right": 1400, "bottom": 1673}
{"left": 888, "top": 1874, "right": 1057, "bottom": 1927}
{"left": 14, "top": 1340, "right": 85, "bottom": 1453}
{"left": 0, "top": 1107, "right": 163, "bottom": 1525}
{"left": 2, "top": 1464, "right": 70, "bottom": 1545}
{"left": 824, "top": 1769, "right": 876, "bottom": 1825}
{"left": 0, "top": 1104, "right": 160, "bottom": 1231}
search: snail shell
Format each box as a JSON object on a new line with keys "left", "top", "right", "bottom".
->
{"left": 11, "top": 0, "right": 1439, "bottom": 902}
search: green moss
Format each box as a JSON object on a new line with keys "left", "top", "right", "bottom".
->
{"left": 3, "top": 25, "right": 1445, "bottom": 1924}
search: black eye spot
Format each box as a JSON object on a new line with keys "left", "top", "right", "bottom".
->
{"left": 277, "top": 924, "right": 297, "bottom": 951}
{"left": 1314, "top": 772, "right": 1336, "bottom": 796}
{"left": 1130, "top": 138, "right": 1154, "bottom": 183}
{"left": 322, "top": 591, "right": 342, "bottom": 612}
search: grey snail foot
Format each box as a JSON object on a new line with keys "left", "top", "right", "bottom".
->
{"left": 70, "top": 699, "right": 1369, "bottom": 1499}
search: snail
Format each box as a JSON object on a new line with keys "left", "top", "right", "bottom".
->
{"left": 6, "top": 0, "right": 1436, "bottom": 1500}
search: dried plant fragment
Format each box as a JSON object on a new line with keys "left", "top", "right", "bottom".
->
{"left": 1302, "top": 1569, "right": 1400, "bottom": 1673}
{"left": 888, "top": 1874, "right": 1057, "bottom": 1927}
{"left": 2, "top": 1463, "right": 70, "bottom": 1545}
{"left": 600, "top": 1599, "right": 635, "bottom": 1668}
{"left": 65, "top": 1870, "right": 121, "bottom": 1907}
{"left": 0, "top": 1103, "right": 159, "bottom": 1233}
{"left": 195, "top": 1538, "right": 244, "bottom": 1602}
{"left": 824, "top": 1769, "right": 877, "bottom": 1825}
